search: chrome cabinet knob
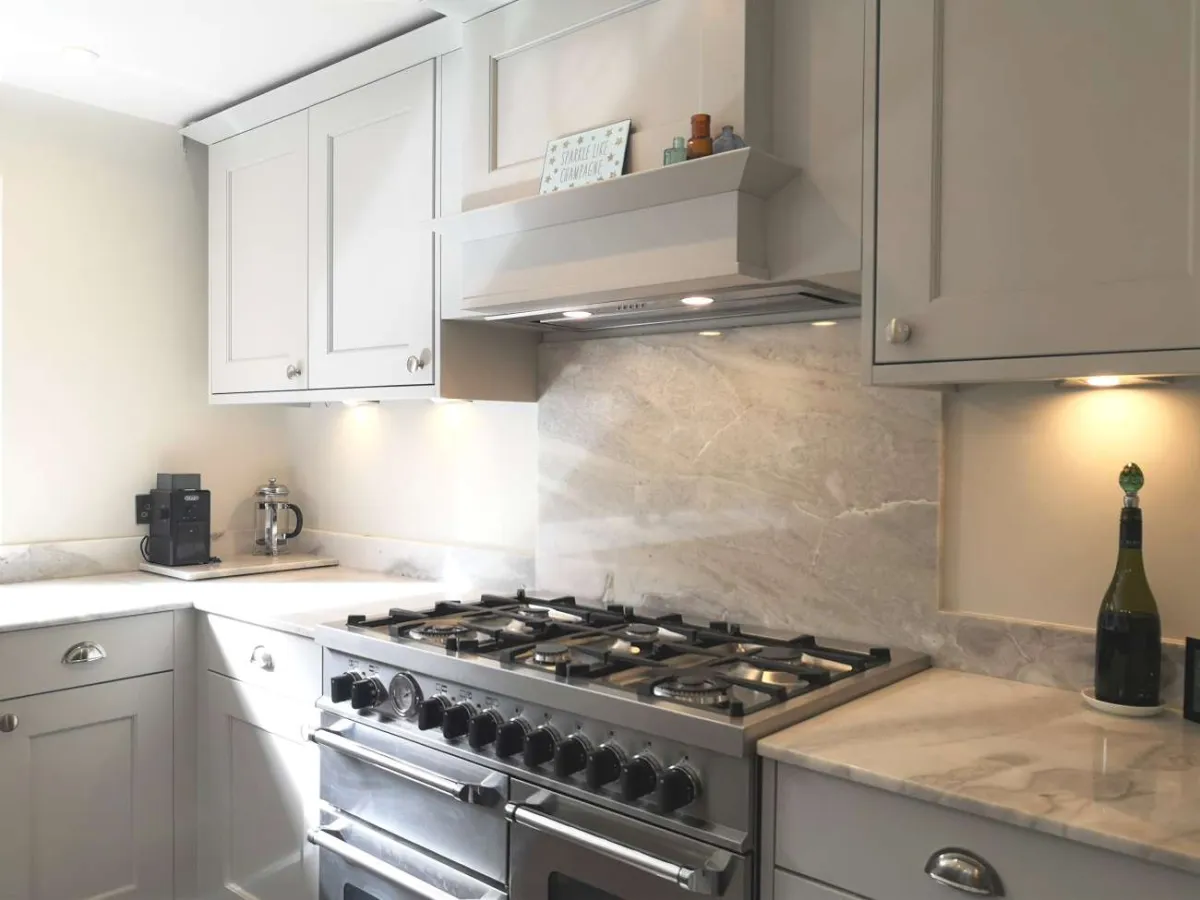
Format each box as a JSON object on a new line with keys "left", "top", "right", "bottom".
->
{"left": 406, "top": 355, "right": 427, "bottom": 375}
{"left": 924, "top": 849, "right": 1004, "bottom": 896}
{"left": 249, "top": 645, "right": 274, "bottom": 671}
{"left": 0, "top": 713, "right": 17, "bottom": 733}
{"left": 62, "top": 641, "right": 107, "bottom": 665}
{"left": 885, "top": 318, "right": 913, "bottom": 344}
{"left": 286, "top": 361, "right": 304, "bottom": 380}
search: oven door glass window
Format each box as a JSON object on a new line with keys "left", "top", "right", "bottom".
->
{"left": 345, "top": 887, "right": 382, "bottom": 900}
{"left": 549, "top": 872, "right": 622, "bottom": 900}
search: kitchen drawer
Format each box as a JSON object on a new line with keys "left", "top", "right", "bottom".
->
{"left": 0, "top": 612, "right": 174, "bottom": 701}
{"left": 776, "top": 766, "right": 1200, "bottom": 900}
{"left": 776, "top": 869, "right": 865, "bottom": 900}
{"left": 201, "top": 613, "right": 321, "bottom": 700}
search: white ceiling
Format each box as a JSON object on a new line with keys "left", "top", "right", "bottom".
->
{"left": 0, "top": 0, "right": 441, "bottom": 126}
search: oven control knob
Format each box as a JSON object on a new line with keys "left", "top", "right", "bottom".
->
{"left": 495, "top": 719, "right": 531, "bottom": 758}
{"left": 585, "top": 744, "right": 626, "bottom": 790}
{"left": 467, "top": 710, "right": 503, "bottom": 750}
{"left": 417, "top": 696, "right": 451, "bottom": 731}
{"left": 553, "top": 734, "right": 592, "bottom": 777}
{"left": 523, "top": 726, "right": 559, "bottom": 768}
{"left": 329, "top": 672, "right": 359, "bottom": 704}
{"left": 441, "top": 702, "right": 477, "bottom": 740}
{"left": 658, "top": 764, "right": 702, "bottom": 813}
{"left": 350, "top": 677, "right": 386, "bottom": 710}
{"left": 619, "top": 756, "right": 660, "bottom": 802}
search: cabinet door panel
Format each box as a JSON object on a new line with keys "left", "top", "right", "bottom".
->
{"left": 199, "top": 671, "right": 318, "bottom": 900}
{"left": 0, "top": 673, "right": 174, "bottom": 900}
{"left": 210, "top": 111, "right": 309, "bottom": 394}
{"left": 875, "top": 0, "right": 1200, "bottom": 365}
{"left": 308, "top": 63, "right": 436, "bottom": 390}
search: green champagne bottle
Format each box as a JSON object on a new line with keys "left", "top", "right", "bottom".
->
{"left": 1094, "top": 463, "right": 1162, "bottom": 706}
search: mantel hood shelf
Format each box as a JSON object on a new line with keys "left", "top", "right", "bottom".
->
{"left": 434, "top": 148, "right": 857, "bottom": 326}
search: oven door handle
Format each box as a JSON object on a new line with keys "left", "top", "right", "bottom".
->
{"left": 505, "top": 797, "right": 733, "bottom": 895}
{"left": 308, "top": 823, "right": 506, "bottom": 900}
{"left": 308, "top": 727, "right": 501, "bottom": 805}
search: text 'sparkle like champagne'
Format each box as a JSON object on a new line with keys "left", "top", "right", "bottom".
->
{"left": 1094, "top": 463, "right": 1162, "bottom": 707}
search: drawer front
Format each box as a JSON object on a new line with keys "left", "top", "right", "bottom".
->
{"left": 201, "top": 614, "right": 321, "bottom": 700}
{"left": 0, "top": 613, "right": 174, "bottom": 700}
{"left": 776, "top": 767, "right": 1200, "bottom": 900}
{"left": 775, "top": 869, "right": 865, "bottom": 900}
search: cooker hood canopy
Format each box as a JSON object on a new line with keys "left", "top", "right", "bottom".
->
{"left": 434, "top": 148, "right": 862, "bottom": 333}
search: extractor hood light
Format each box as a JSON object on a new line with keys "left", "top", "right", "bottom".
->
{"left": 561, "top": 310, "right": 593, "bottom": 319}
{"left": 681, "top": 296, "right": 715, "bottom": 307}
{"left": 1057, "top": 375, "right": 1174, "bottom": 389}
{"left": 810, "top": 320, "right": 838, "bottom": 327}
{"left": 698, "top": 331, "right": 722, "bottom": 337}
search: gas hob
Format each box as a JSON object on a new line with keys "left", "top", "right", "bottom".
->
{"left": 318, "top": 590, "right": 928, "bottom": 756}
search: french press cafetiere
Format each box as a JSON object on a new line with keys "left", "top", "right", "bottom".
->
{"left": 254, "top": 478, "right": 304, "bottom": 556}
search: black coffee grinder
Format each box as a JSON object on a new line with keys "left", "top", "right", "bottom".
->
{"left": 136, "top": 474, "right": 212, "bottom": 566}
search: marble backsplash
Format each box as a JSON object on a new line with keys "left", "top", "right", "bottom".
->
{"left": 0, "top": 530, "right": 533, "bottom": 596}
{"left": 536, "top": 323, "right": 1186, "bottom": 702}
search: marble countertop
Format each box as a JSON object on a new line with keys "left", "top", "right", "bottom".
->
{"left": 0, "top": 567, "right": 453, "bottom": 637}
{"left": 759, "top": 669, "right": 1200, "bottom": 876}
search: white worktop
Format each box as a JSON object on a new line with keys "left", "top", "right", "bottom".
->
{"left": 760, "top": 668, "right": 1200, "bottom": 876}
{"left": 0, "top": 567, "right": 455, "bottom": 637}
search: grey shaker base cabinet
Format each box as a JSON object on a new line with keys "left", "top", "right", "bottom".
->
{"left": 768, "top": 764, "right": 1200, "bottom": 900}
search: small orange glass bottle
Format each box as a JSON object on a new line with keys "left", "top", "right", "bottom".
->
{"left": 686, "top": 113, "right": 713, "bottom": 159}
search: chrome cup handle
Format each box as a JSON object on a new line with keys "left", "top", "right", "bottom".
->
{"left": 62, "top": 641, "right": 107, "bottom": 665}
{"left": 924, "top": 848, "right": 1004, "bottom": 896}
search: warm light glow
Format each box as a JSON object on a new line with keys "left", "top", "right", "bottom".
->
{"left": 810, "top": 320, "right": 838, "bottom": 328}
{"left": 681, "top": 296, "right": 715, "bottom": 307}
{"left": 1058, "top": 375, "right": 1172, "bottom": 389}
{"left": 698, "top": 330, "right": 722, "bottom": 337}
{"left": 430, "top": 397, "right": 471, "bottom": 404}
{"left": 561, "top": 310, "right": 593, "bottom": 319}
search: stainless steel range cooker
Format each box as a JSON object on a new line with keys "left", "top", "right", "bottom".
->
{"left": 307, "top": 591, "right": 929, "bottom": 900}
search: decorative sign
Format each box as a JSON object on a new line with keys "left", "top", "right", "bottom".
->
{"left": 540, "top": 120, "right": 631, "bottom": 194}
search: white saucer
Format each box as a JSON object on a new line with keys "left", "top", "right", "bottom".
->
{"left": 1081, "top": 687, "right": 1164, "bottom": 718}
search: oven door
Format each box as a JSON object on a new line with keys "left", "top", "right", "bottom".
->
{"left": 506, "top": 781, "right": 750, "bottom": 900}
{"left": 311, "top": 712, "right": 509, "bottom": 882}
{"left": 310, "top": 811, "right": 506, "bottom": 900}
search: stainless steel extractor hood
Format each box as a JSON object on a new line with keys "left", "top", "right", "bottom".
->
{"left": 480, "top": 280, "right": 860, "bottom": 335}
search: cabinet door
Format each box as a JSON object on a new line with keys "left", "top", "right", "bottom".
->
{"left": 0, "top": 673, "right": 174, "bottom": 900}
{"left": 198, "top": 671, "right": 318, "bottom": 900}
{"left": 874, "top": 0, "right": 1200, "bottom": 366}
{"left": 308, "top": 62, "right": 436, "bottom": 390}
{"left": 209, "top": 111, "right": 309, "bottom": 394}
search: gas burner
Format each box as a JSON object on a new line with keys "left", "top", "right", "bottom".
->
{"left": 753, "top": 645, "right": 854, "bottom": 674}
{"left": 652, "top": 674, "right": 731, "bottom": 708}
{"left": 532, "top": 642, "right": 571, "bottom": 666}
{"left": 722, "top": 661, "right": 804, "bottom": 686}
{"left": 624, "top": 623, "right": 659, "bottom": 640}
{"left": 409, "top": 621, "right": 473, "bottom": 644}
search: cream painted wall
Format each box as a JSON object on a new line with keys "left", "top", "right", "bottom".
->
{"left": 0, "top": 84, "right": 290, "bottom": 544}
{"left": 944, "top": 381, "right": 1200, "bottom": 639}
{"left": 282, "top": 401, "right": 537, "bottom": 554}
